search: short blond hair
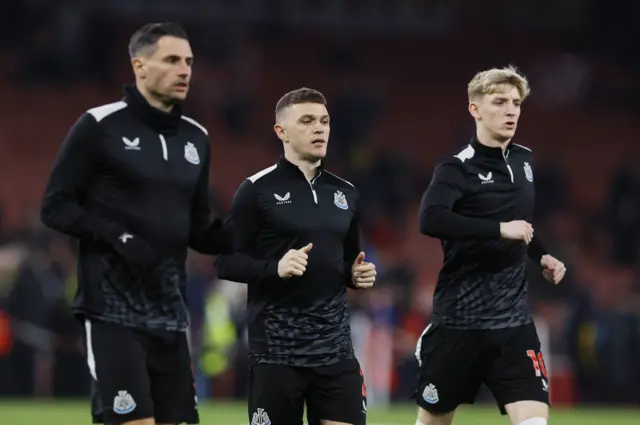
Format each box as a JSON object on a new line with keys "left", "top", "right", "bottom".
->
{"left": 467, "top": 65, "right": 531, "bottom": 101}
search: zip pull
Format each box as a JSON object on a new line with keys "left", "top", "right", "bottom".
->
{"left": 158, "top": 135, "right": 168, "bottom": 161}
{"left": 308, "top": 171, "right": 321, "bottom": 204}
{"left": 502, "top": 151, "right": 514, "bottom": 183}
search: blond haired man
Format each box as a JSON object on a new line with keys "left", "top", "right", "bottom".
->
{"left": 414, "top": 66, "right": 566, "bottom": 425}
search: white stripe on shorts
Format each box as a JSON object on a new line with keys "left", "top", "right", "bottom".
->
{"left": 84, "top": 319, "right": 98, "bottom": 381}
{"left": 414, "top": 323, "right": 433, "bottom": 367}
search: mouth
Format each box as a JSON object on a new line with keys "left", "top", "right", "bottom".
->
{"left": 311, "top": 139, "right": 326, "bottom": 146}
{"left": 174, "top": 82, "right": 189, "bottom": 91}
{"left": 504, "top": 121, "right": 516, "bottom": 128}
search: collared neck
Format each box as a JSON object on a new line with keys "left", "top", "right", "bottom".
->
{"left": 277, "top": 155, "right": 324, "bottom": 180}
{"left": 123, "top": 84, "right": 183, "bottom": 135}
{"left": 470, "top": 136, "right": 512, "bottom": 159}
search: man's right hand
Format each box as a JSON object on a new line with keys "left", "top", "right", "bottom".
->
{"left": 500, "top": 220, "right": 534, "bottom": 244}
{"left": 278, "top": 243, "right": 313, "bottom": 279}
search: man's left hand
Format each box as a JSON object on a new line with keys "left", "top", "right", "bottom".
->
{"left": 540, "top": 254, "right": 566, "bottom": 284}
{"left": 351, "top": 252, "right": 376, "bottom": 289}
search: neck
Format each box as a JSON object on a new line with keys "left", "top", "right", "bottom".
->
{"left": 476, "top": 126, "right": 510, "bottom": 152}
{"left": 284, "top": 150, "right": 321, "bottom": 181}
{"left": 136, "top": 82, "right": 174, "bottom": 113}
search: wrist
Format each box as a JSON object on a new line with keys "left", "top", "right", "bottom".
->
{"left": 267, "top": 260, "right": 282, "bottom": 281}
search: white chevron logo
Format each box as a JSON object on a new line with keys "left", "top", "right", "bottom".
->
{"left": 478, "top": 172, "right": 494, "bottom": 184}
{"left": 274, "top": 192, "right": 291, "bottom": 204}
{"left": 122, "top": 136, "right": 140, "bottom": 150}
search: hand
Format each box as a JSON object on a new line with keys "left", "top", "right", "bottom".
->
{"left": 540, "top": 254, "right": 566, "bottom": 284}
{"left": 351, "top": 252, "right": 376, "bottom": 289}
{"left": 500, "top": 220, "right": 534, "bottom": 244}
{"left": 278, "top": 243, "right": 312, "bottom": 279}
{"left": 110, "top": 232, "right": 155, "bottom": 267}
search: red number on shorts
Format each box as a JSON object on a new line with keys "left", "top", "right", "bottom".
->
{"left": 359, "top": 368, "right": 367, "bottom": 397}
{"left": 526, "top": 350, "right": 548, "bottom": 379}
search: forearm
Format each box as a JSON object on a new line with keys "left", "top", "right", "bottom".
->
{"left": 189, "top": 220, "right": 233, "bottom": 255}
{"left": 41, "top": 196, "right": 122, "bottom": 242}
{"left": 214, "top": 253, "right": 280, "bottom": 284}
{"left": 419, "top": 207, "right": 500, "bottom": 241}
{"left": 528, "top": 234, "right": 548, "bottom": 263}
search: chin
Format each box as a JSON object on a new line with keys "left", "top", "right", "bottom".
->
{"left": 304, "top": 151, "right": 326, "bottom": 162}
{"left": 496, "top": 130, "right": 515, "bottom": 141}
{"left": 171, "top": 92, "right": 188, "bottom": 102}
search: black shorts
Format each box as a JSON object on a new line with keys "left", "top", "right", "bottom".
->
{"left": 82, "top": 319, "right": 199, "bottom": 424}
{"left": 414, "top": 322, "right": 550, "bottom": 415}
{"left": 248, "top": 358, "right": 367, "bottom": 425}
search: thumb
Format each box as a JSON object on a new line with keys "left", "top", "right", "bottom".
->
{"left": 355, "top": 251, "right": 366, "bottom": 264}
{"left": 300, "top": 243, "right": 313, "bottom": 253}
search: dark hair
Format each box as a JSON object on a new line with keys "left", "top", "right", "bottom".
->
{"left": 128, "top": 22, "right": 189, "bottom": 59}
{"left": 275, "top": 88, "right": 327, "bottom": 117}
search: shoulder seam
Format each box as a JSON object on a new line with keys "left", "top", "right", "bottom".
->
{"left": 324, "top": 170, "right": 354, "bottom": 187}
{"left": 453, "top": 144, "right": 475, "bottom": 163}
{"left": 87, "top": 101, "right": 128, "bottom": 122}
{"left": 247, "top": 164, "right": 278, "bottom": 183}
{"left": 513, "top": 143, "right": 532, "bottom": 152}
{"left": 181, "top": 115, "right": 208, "bottom": 136}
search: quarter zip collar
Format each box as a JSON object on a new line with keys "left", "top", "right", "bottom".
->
{"left": 471, "top": 136, "right": 512, "bottom": 159}
{"left": 277, "top": 155, "right": 324, "bottom": 181}
{"left": 123, "top": 84, "right": 183, "bottom": 136}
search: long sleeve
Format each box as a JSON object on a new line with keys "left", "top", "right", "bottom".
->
{"left": 343, "top": 191, "right": 363, "bottom": 289}
{"left": 188, "top": 146, "right": 231, "bottom": 254}
{"left": 526, "top": 156, "right": 549, "bottom": 264}
{"left": 214, "top": 180, "right": 280, "bottom": 284}
{"left": 528, "top": 234, "right": 548, "bottom": 264}
{"left": 40, "top": 113, "right": 123, "bottom": 242}
{"left": 419, "top": 160, "right": 500, "bottom": 240}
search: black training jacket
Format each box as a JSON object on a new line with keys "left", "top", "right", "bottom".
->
{"left": 419, "top": 138, "right": 547, "bottom": 330}
{"left": 41, "top": 85, "right": 225, "bottom": 331}
{"left": 215, "top": 156, "right": 362, "bottom": 367}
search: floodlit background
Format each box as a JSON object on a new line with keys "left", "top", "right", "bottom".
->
{"left": 0, "top": 0, "right": 639, "bottom": 423}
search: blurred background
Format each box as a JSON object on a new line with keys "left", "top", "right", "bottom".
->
{"left": 0, "top": 0, "right": 639, "bottom": 423}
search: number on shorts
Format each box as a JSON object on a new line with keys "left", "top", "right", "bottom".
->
{"left": 526, "top": 350, "right": 548, "bottom": 378}
{"left": 359, "top": 368, "right": 367, "bottom": 397}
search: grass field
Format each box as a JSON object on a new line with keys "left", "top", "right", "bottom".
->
{"left": 0, "top": 400, "right": 638, "bottom": 425}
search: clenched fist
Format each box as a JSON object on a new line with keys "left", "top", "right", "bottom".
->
{"left": 500, "top": 220, "right": 534, "bottom": 244}
{"left": 351, "top": 252, "right": 376, "bottom": 289}
{"left": 278, "top": 243, "right": 313, "bottom": 279}
{"left": 541, "top": 254, "right": 566, "bottom": 284}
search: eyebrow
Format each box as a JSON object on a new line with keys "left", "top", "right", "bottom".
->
{"left": 493, "top": 96, "right": 521, "bottom": 102}
{"left": 298, "top": 114, "right": 330, "bottom": 120}
{"left": 163, "top": 54, "right": 193, "bottom": 61}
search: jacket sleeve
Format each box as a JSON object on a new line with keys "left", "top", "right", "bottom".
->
{"left": 419, "top": 159, "right": 501, "bottom": 240}
{"left": 528, "top": 235, "right": 548, "bottom": 264}
{"left": 188, "top": 144, "right": 232, "bottom": 254}
{"left": 214, "top": 180, "right": 280, "bottom": 284}
{"left": 343, "top": 189, "right": 363, "bottom": 289}
{"left": 40, "top": 113, "right": 124, "bottom": 242}
{"left": 526, "top": 156, "right": 548, "bottom": 263}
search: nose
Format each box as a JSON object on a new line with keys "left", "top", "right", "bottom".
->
{"left": 178, "top": 61, "right": 191, "bottom": 79}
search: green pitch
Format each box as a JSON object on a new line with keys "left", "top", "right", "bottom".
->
{"left": 0, "top": 400, "right": 638, "bottom": 424}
